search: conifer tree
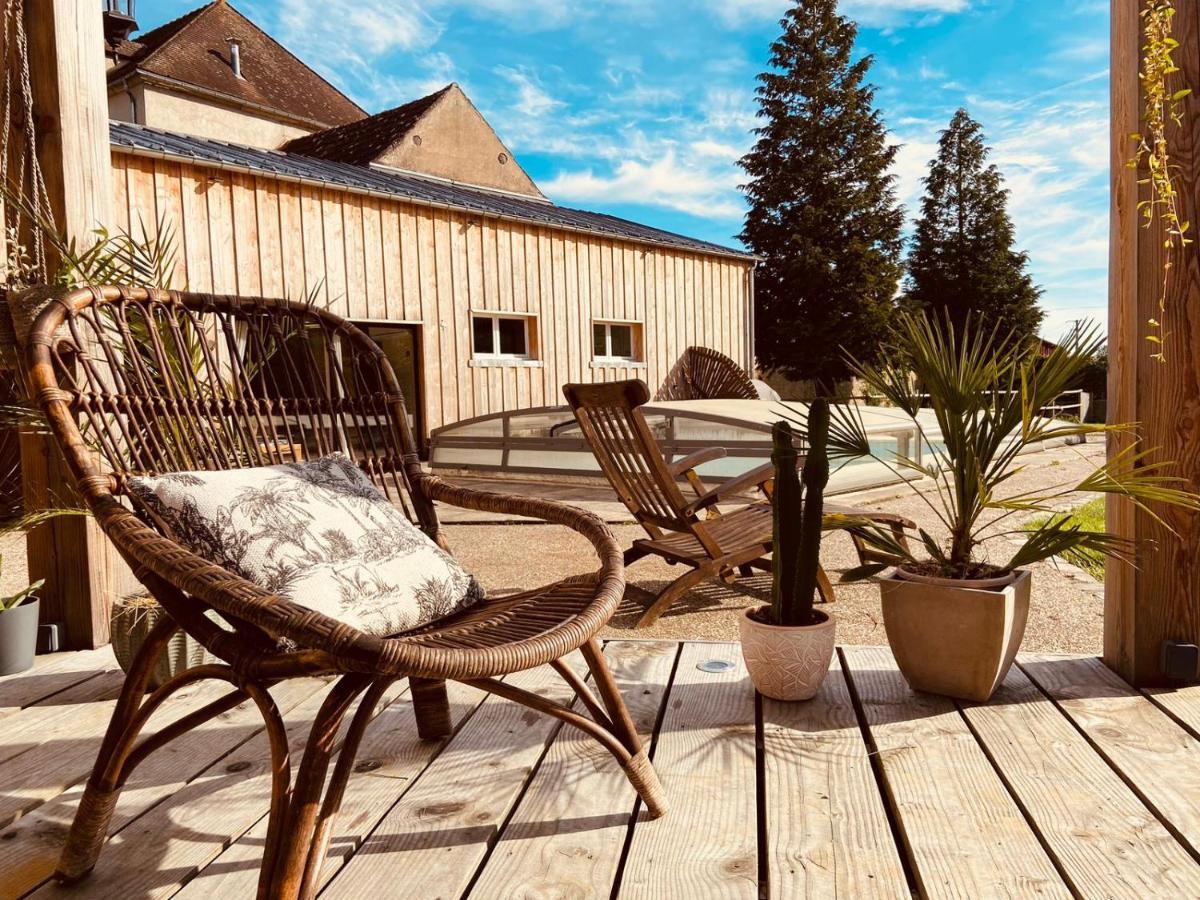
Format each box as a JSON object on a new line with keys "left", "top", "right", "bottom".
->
{"left": 905, "top": 108, "right": 1043, "bottom": 341}
{"left": 739, "top": 0, "right": 904, "bottom": 382}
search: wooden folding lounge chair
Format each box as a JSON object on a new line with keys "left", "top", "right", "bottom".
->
{"left": 563, "top": 379, "right": 913, "bottom": 627}
{"left": 654, "top": 345, "right": 758, "bottom": 401}
{"left": 28, "top": 286, "right": 664, "bottom": 900}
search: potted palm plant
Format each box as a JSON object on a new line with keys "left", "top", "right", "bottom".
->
{"left": 739, "top": 399, "right": 837, "bottom": 701}
{"left": 831, "top": 311, "right": 1200, "bottom": 701}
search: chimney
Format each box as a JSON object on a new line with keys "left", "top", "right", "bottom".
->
{"left": 102, "top": 0, "right": 138, "bottom": 43}
{"left": 227, "top": 38, "right": 244, "bottom": 79}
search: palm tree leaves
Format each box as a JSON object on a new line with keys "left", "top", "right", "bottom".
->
{"left": 1006, "top": 518, "right": 1135, "bottom": 572}
{"left": 806, "top": 308, "right": 1200, "bottom": 576}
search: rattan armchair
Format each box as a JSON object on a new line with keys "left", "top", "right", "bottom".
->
{"left": 26, "top": 286, "right": 664, "bottom": 900}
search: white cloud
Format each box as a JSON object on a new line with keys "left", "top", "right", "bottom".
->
{"left": 542, "top": 152, "right": 745, "bottom": 218}
{"left": 276, "top": 0, "right": 442, "bottom": 68}
{"left": 494, "top": 66, "right": 565, "bottom": 119}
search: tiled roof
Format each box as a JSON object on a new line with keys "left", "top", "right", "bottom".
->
{"left": 282, "top": 86, "right": 452, "bottom": 164}
{"left": 110, "top": 121, "right": 754, "bottom": 261}
{"left": 107, "top": 1, "right": 364, "bottom": 130}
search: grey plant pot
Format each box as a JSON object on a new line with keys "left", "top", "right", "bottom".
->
{"left": 0, "top": 598, "right": 39, "bottom": 677}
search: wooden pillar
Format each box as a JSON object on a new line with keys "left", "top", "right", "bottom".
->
{"left": 21, "top": 0, "right": 127, "bottom": 648}
{"left": 1107, "top": 0, "right": 1200, "bottom": 684}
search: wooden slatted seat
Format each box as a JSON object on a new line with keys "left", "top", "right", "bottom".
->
{"left": 27, "top": 286, "right": 665, "bottom": 900}
{"left": 564, "top": 379, "right": 914, "bottom": 627}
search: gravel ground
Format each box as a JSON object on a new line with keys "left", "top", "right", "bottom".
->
{"left": 1, "top": 441, "right": 1106, "bottom": 653}
{"left": 445, "top": 441, "right": 1108, "bottom": 653}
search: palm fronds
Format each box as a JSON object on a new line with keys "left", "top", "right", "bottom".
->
{"left": 812, "top": 308, "right": 1199, "bottom": 578}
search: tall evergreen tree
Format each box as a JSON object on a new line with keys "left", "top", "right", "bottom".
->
{"left": 740, "top": 0, "right": 904, "bottom": 382}
{"left": 905, "top": 108, "right": 1043, "bottom": 341}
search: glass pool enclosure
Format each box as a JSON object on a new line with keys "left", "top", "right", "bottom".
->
{"left": 429, "top": 399, "right": 1082, "bottom": 495}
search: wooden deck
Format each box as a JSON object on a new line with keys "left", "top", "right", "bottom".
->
{"left": 3, "top": 641, "right": 1200, "bottom": 898}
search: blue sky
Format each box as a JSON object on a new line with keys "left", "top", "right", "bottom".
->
{"left": 138, "top": 0, "right": 1110, "bottom": 339}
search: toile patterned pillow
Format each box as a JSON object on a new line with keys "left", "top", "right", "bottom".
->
{"left": 126, "top": 453, "right": 484, "bottom": 637}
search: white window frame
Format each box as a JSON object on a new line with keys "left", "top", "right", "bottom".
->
{"left": 471, "top": 312, "right": 534, "bottom": 360}
{"left": 592, "top": 319, "right": 641, "bottom": 363}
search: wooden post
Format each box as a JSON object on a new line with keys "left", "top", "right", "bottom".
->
{"left": 1107, "top": 0, "right": 1200, "bottom": 684}
{"left": 20, "top": 0, "right": 129, "bottom": 648}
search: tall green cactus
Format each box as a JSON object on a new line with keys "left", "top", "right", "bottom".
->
{"left": 770, "top": 398, "right": 830, "bottom": 627}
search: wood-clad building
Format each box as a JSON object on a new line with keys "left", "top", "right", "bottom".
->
{"left": 108, "top": 125, "right": 754, "bottom": 443}
{"left": 99, "top": 1, "right": 756, "bottom": 444}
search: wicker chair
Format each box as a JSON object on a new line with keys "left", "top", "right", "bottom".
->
{"left": 27, "top": 286, "right": 664, "bottom": 900}
{"left": 653, "top": 345, "right": 757, "bottom": 401}
{"left": 564, "top": 379, "right": 914, "bottom": 627}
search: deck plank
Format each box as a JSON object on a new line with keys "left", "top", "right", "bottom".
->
{"left": 0, "top": 677, "right": 326, "bottom": 898}
{"left": 963, "top": 661, "right": 1200, "bottom": 897}
{"left": 841, "top": 645, "right": 1070, "bottom": 899}
{"left": 31, "top": 678, "right": 407, "bottom": 899}
{"left": 470, "top": 640, "right": 678, "bottom": 899}
{"left": 3, "top": 644, "right": 1199, "bottom": 899}
{"left": 321, "top": 655, "right": 588, "bottom": 899}
{"left": 0, "top": 667, "right": 129, "bottom": 768}
{"left": 619, "top": 641, "right": 758, "bottom": 899}
{"left": 173, "top": 679, "right": 488, "bottom": 897}
{"left": 762, "top": 655, "right": 909, "bottom": 899}
{"left": 1144, "top": 676, "right": 1200, "bottom": 739}
{"left": 0, "top": 676, "right": 240, "bottom": 833}
{"left": 1020, "top": 654, "right": 1200, "bottom": 859}
{"left": 0, "top": 647, "right": 116, "bottom": 719}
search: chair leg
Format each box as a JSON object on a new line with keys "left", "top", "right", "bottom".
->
{"left": 56, "top": 616, "right": 177, "bottom": 883}
{"left": 817, "top": 565, "right": 835, "bottom": 604}
{"left": 294, "top": 678, "right": 396, "bottom": 899}
{"left": 579, "top": 640, "right": 666, "bottom": 818}
{"left": 265, "top": 675, "right": 370, "bottom": 900}
{"left": 635, "top": 562, "right": 718, "bottom": 628}
{"left": 411, "top": 676, "right": 453, "bottom": 740}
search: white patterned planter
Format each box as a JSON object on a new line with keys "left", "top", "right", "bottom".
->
{"left": 738, "top": 607, "right": 836, "bottom": 701}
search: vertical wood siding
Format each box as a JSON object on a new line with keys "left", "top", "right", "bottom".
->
{"left": 112, "top": 151, "right": 754, "bottom": 435}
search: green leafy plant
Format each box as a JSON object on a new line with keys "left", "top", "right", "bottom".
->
{"left": 1131, "top": 0, "right": 1192, "bottom": 362}
{"left": 821, "top": 310, "right": 1200, "bottom": 581}
{"left": 767, "top": 398, "right": 830, "bottom": 627}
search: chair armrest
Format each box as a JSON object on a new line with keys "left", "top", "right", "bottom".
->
{"left": 681, "top": 461, "right": 775, "bottom": 517}
{"left": 415, "top": 473, "right": 625, "bottom": 581}
{"left": 666, "top": 447, "right": 726, "bottom": 477}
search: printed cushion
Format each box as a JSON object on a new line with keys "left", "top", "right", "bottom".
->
{"left": 126, "top": 453, "right": 483, "bottom": 637}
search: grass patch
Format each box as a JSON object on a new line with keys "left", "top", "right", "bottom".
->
{"left": 1023, "top": 498, "right": 1105, "bottom": 580}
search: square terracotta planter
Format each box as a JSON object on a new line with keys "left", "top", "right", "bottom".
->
{"left": 879, "top": 569, "right": 1031, "bottom": 702}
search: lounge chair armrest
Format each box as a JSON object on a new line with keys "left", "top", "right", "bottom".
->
{"left": 415, "top": 473, "right": 624, "bottom": 578}
{"left": 666, "top": 447, "right": 727, "bottom": 477}
{"left": 681, "top": 460, "right": 775, "bottom": 517}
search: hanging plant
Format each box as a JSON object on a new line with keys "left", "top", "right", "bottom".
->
{"left": 1130, "top": 0, "right": 1192, "bottom": 362}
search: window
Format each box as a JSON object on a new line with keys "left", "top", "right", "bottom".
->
{"left": 472, "top": 313, "right": 533, "bottom": 359}
{"left": 593, "top": 321, "right": 641, "bottom": 362}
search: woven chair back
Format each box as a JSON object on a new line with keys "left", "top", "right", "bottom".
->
{"left": 28, "top": 287, "right": 431, "bottom": 530}
{"left": 653, "top": 345, "right": 757, "bottom": 402}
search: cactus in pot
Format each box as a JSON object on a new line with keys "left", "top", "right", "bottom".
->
{"left": 740, "top": 399, "right": 836, "bottom": 700}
